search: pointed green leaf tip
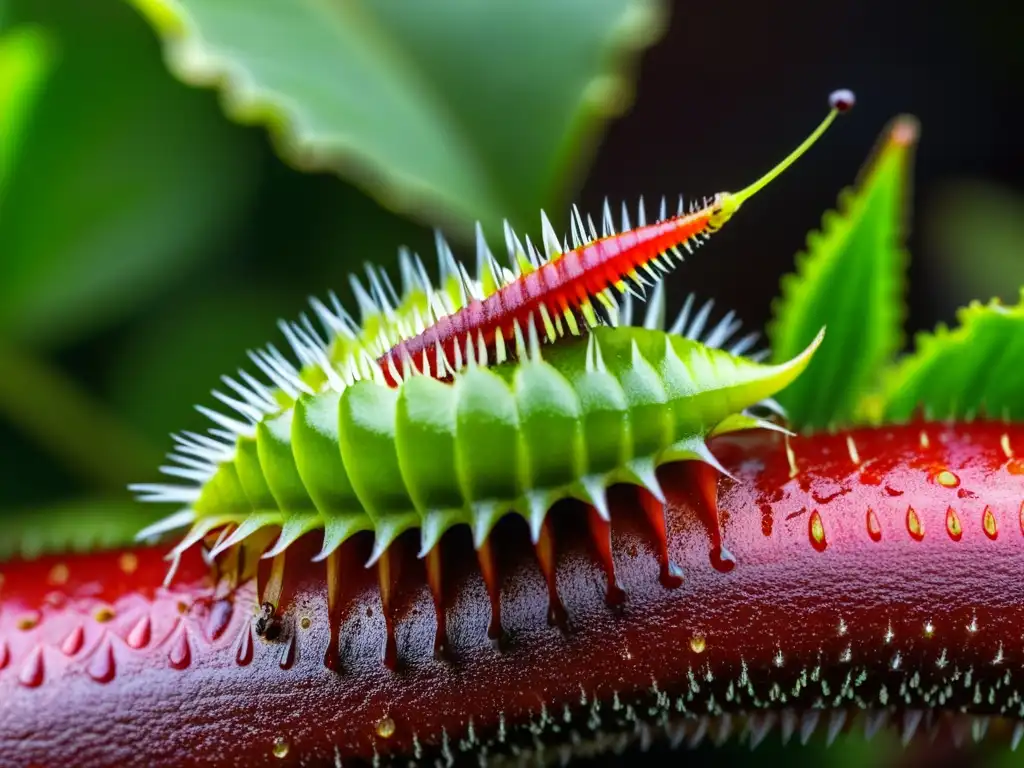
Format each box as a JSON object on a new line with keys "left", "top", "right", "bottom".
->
{"left": 879, "top": 289, "right": 1024, "bottom": 422}
{"left": 128, "top": 0, "right": 667, "bottom": 232}
{"left": 768, "top": 116, "right": 919, "bottom": 430}
{"left": 0, "top": 25, "right": 54, "bottom": 204}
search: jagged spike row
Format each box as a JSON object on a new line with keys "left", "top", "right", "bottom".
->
{"left": 134, "top": 91, "right": 856, "bottom": 565}
{"left": 135, "top": 247, "right": 775, "bottom": 534}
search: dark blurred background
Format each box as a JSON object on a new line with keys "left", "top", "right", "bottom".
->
{"left": 0, "top": 0, "right": 1020, "bottom": 761}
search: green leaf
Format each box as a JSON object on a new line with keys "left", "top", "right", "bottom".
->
{"left": 768, "top": 116, "right": 919, "bottom": 430}
{"left": 879, "top": 290, "right": 1024, "bottom": 422}
{"left": 128, "top": 0, "right": 666, "bottom": 232}
{"left": 0, "top": 0, "right": 261, "bottom": 346}
{"left": 0, "top": 25, "right": 54, "bottom": 203}
{"left": 0, "top": 498, "right": 160, "bottom": 561}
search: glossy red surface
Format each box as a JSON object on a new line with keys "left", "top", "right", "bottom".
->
{"left": 2, "top": 422, "right": 1023, "bottom": 766}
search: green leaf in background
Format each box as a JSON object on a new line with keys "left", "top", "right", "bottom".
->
{"left": 924, "top": 180, "right": 1024, "bottom": 310}
{"left": 0, "top": 0, "right": 261, "bottom": 347}
{"left": 0, "top": 24, "right": 54, "bottom": 202}
{"left": 129, "top": 0, "right": 666, "bottom": 234}
{"left": 768, "top": 116, "right": 919, "bottom": 430}
{"left": 0, "top": 498, "right": 160, "bottom": 561}
{"left": 880, "top": 289, "right": 1024, "bottom": 421}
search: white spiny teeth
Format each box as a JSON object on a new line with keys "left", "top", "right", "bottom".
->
{"left": 1011, "top": 722, "right": 1023, "bottom": 751}
{"left": 729, "top": 331, "right": 761, "bottom": 358}
{"left": 364, "top": 264, "right": 396, "bottom": 319}
{"left": 523, "top": 233, "right": 542, "bottom": 268}
{"left": 195, "top": 404, "right": 254, "bottom": 436}
{"left": 586, "top": 212, "right": 599, "bottom": 241}
{"left": 659, "top": 196, "right": 668, "bottom": 222}
{"left": 825, "top": 710, "right": 847, "bottom": 745}
{"left": 901, "top": 710, "right": 924, "bottom": 746}
{"left": 703, "top": 310, "right": 741, "bottom": 349}
{"left": 503, "top": 219, "right": 524, "bottom": 268}
{"left": 175, "top": 430, "right": 233, "bottom": 455}
{"left": 540, "top": 209, "right": 561, "bottom": 259}
{"left": 397, "top": 247, "right": 420, "bottom": 297}
{"left": 620, "top": 200, "right": 631, "bottom": 232}
{"left": 221, "top": 373, "right": 276, "bottom": 413}
{"left": 618, "top": 291, "right": 634, "bottom": 327}
{"left": 601, "top": 198, "right": 614, "bottom": 237}
{"left": 747, "top": 713, "right": 776, "bottom": 748}
{"left": 643, "top": 281, "right": 666, "bottom": 330}
{"left": 435, "top": 229, "right": 461, "bottom": 284}
{"left": 457, "top": 261, "right": 482, "bottom": 301}
{"left": 248, "top": 349, "right": 299, "bottom": 400}
{"left": 349, "top": 273, "right": 379, "bottom": 322}
{"left": 211, "top": 389, "right": 264, "bottom": 423}
{"left": 570, "top": 204, "right": 586, "bottom": 249}
{"left": 166, "top": 453, "right": 216, "bottom": 473}
{"left": 158, "top": 464, "right": 215, "bottom": 483}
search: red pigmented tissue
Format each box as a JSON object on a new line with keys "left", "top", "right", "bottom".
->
{"left": 1, "top": 422, "right": 1023, "bottom": 765}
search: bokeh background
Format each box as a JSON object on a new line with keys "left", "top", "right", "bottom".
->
{"left": 0, "top": 0, "right": 1020, "bottom": 764}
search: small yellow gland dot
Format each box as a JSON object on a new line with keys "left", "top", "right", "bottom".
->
{"left": 690, "top": 635, "right": 707, "bottom": 654}
{"left": 376, "top": 717, "right": 396, "bottom": 739}
{"left": 48, "top": 563, "right": 69, "bottom": 586}
{"left": 271, "top": 737, "right": 290, "bottom": 759}
{"left": 17, "top": 615, "right": 39, "bottom": 631}
{"left": 300, "top": 616, "right": 312, "bottom": 630}
{"left": 935, "top": 470, "right": 960, "bottom": 488}
{"left": 119, "top": 553, "right": 139, "bottom": 574}
{"left": 94, "top": 607, "right": 116, "bottom": 623}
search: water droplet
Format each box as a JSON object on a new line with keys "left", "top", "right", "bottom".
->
{"left": 87, "top": 638, "right": 116, "bottom": 683}
{"left": 19, "top": 646, "right": 44, "bottom": 687}
{"left": 168, "top": 629, "right": 191, "bottom": 670}
{"left": 690, "top": 635, "right": 706, "bottom": 654}
{"left": 94, "top": 606, "right": 115, "bottom": 623}
{"left": 808, "top": 510, "right": 827, "bottom": 552}
{"left": 934, "top": 470, "right": 960, "bottom": 488}
{"left": 126, "top": 616, "right": 152, "bottom": 649}
{"left": 709, "top": 545, "right": 736, "bottom": 573}
{"left": 376, "top": 716, "right": 396, "bottom": 739}
{"left": 206, "top": 599, "right": 233, "bottom": 641}
{"left": 944, "top": 506, "right": 963, "bottom": 541}
{"left": 279, "top": 632, "right": 296, "bottom": 670}
{"left": 48, "top": 563, "right": 69, "bottom": 586}
{"left": 923, "top": 621, "right": 935, "bottom": 638}
{"left": 61, "top": 625, "right": 85, "bottom": 656}
{"left": 906, "top": 506, "right": 924, "bottom": 541}
{"left": 236, "top": 624, "right": 254, "bottom": 666}
{"left": 271, "top": 737, "right": 290, "bottom": 759}
{"left": 866, "top": 508, "right": 882, "bottom": 542}
{"left": 982, "top": 506, "right": 998, "bottom": 540}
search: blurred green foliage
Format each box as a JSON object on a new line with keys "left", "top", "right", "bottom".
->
{"left": 0, "top": 0, "right": 666, "bottom": 541}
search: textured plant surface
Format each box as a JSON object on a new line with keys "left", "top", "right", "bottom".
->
{"left": 1, "top": 3, "right": 1023, "bottom": 767}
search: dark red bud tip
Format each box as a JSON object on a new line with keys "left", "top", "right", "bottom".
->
{"left": 829, "top": 89, "right": 856, "bottom": 113}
